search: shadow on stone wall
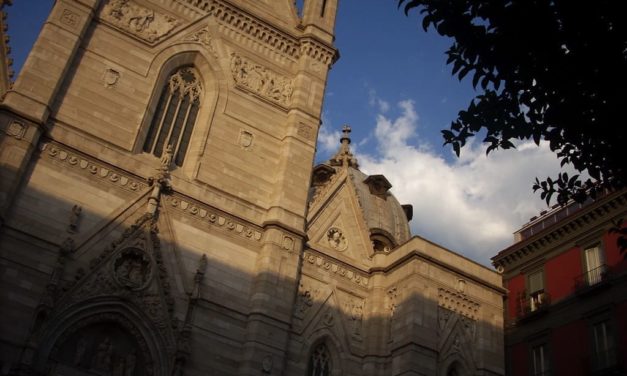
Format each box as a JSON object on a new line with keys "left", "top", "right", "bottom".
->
{"left": 0, "top": 156, "right": 504, "bottom": 376}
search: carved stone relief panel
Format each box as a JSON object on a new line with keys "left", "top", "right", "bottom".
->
{"left": 230, "top": 53, "right": 294, "bottom": 106}
{"left": 101, "top": 0, "right": 180, "bottom": 43}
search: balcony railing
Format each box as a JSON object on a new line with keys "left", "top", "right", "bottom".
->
{"left": 516, "top": 291, "right": 551, "bottom": 319}
{"left": 575, "top": 264, "right": 610, "bottom": 290}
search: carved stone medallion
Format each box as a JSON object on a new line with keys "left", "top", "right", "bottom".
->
{"left": 326, "top": 227, "right": 347, "bottom": 251}
{"left": 112, "top": 248, "right": 153, "bottom": 290}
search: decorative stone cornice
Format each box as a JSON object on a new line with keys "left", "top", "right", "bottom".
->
{"left": 178, "top": 0, "right": 337, "bottom": 66}
{"left": 492, "top": 190, "right": 627, "bottom": 269}
{"left": 438, "top": 288, "right": 480, "bottom": 321}
{"left": 208, "top": 0, "right": 300, "bottom": 57}
{"left": 40, "top": 142, "right": 148, "bottom": 193}
{"left": 303, "top": 250, "right": 369, "bottom": 287}
{"left": 164, "top": 195, "right": 263, "bottom": 242}
{"left": 299, "top": 37, "right": 336, "bottom": 67}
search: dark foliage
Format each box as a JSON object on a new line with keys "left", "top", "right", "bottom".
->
{"left": 398, "top": 0, "right": 626, "bottom": 205}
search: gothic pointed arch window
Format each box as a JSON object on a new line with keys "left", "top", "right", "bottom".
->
{"left": 143, "top": 66, "right": 202, "bottom": 167}
{"left": 307, "top": 343, "right": 331, "bottom": 376}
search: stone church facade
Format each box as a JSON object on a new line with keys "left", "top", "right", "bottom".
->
{"left": 0, "top": 1, "right": 504, "bottom": 375}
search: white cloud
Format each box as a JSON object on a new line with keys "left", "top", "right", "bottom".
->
{"left": 354, "top": 100, "right": 573, "bottom": 266}
{"left": 318, "top": 114, "right": 341, "bottom": 154}
{"left": 368, "top": 87, "right": 391, "bottom": 113}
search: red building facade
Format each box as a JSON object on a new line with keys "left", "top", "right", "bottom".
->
{"left": 492, "top": 190, "right": 627, "bottom": 376}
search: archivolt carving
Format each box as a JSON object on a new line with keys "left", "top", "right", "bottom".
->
{"left": 48, "top": 313, "right": 156, "bottom": 376}
{"left": 60, "top": 214, "right": 176, "bottom": 338}
{"left": 230, "top": 53, "right": 293, "bottom": 106}
{"left": 40, "top": 142, "right": 146, "bottom": 193}
{"left": 101, "top": 0, "right": 180, "bottom": 43}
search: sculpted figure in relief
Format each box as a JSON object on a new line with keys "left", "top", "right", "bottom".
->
{"left": 229, "top": 53, "right": 294, "bottom": 105}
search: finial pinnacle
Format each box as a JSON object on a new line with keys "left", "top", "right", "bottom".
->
{"left": 329, "top": 124, "right": 359, "bottom": 169}
{"left": 341, "top": 124, "right": 352, "bottom": 144}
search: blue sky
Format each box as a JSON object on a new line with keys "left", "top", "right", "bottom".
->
{"left": 5, "top": 1, "right": 567, "bottom": 266}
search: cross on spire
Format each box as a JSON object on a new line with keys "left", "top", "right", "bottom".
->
{"left": 329, "top": 124, "right": 358, "bottom": 169}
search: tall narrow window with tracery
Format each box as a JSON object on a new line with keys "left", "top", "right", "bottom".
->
{"left": 143, "top": 67, "right": 202, "bottom": 167}
{"left": 307, "top": 343, "right": 331, "bottom": 376}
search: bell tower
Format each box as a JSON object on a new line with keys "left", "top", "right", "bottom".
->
{"left": 0, "top": 0, "right": 338, "bottom": 375}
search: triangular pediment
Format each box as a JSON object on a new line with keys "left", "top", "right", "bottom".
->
{"left": 306, "top": 175, "right": 375, "bottom": 266}
{"left": 298, "top": 285, "right": 352, "bottom": 353}
{"left": 33, "top": 197, "right": 183, "bottom": 358}
{"left": 438, "top": 307, "right": 478, "bottom": 371}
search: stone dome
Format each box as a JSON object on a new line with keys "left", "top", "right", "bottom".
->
{"left": 347, "top": 167, "right": 412, "bottom": 247}
{"left": 311, "top": 125, "right": 412, "bottom": 250}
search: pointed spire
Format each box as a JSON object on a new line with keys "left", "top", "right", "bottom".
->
{"left": 329, "top": 125, "right": 358, "bottom": 168}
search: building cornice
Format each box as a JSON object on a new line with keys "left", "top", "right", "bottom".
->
{"left": 191, "top": 0, "right": 337, "bottom": 66}
{"left": 492, "top": 190, "right": 627, "bottom": 269}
